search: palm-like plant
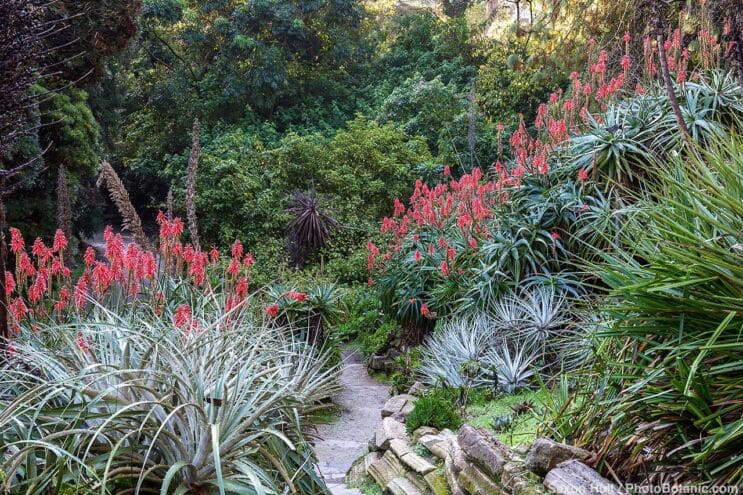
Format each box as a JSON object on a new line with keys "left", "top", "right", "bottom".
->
{"left": 287, "top": 190, "right": 337, "bottom": 268}
{"left": 0, "top": 303, "right": 341, "bottom": 494}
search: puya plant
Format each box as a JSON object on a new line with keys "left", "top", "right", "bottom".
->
{"left": 0, "top": 300, "right": 341, "bottom": 494}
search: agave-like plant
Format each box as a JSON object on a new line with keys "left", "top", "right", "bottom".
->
{"left": 0, "top": 302, "right": 341, "bottom": 494}
{"left": 417, "top": 314, "right": 499, "bottom": 388}
{"left": 567, "top": 97, "right": 666, "bottom": 184}
{"left": 482, "top": 341, "right": 538, "bottom": 393}
{"left": 491, "top": 285, "right": 568, "bottom": 343}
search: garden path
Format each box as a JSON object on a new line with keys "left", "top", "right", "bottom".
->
{"left": 315, "top": 349, "right": 390, "bottom": 495}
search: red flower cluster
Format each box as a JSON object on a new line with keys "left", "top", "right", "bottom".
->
{"left": 4, "top": 215, "right": 257, "bottom": 335}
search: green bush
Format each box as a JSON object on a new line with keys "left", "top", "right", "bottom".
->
{"left": 358, "top": 321, "right": 398, "bottom": 357}
{"left": 476, "top": 47, "right": 567, "bottom": 124}
{"left": 405, "top": 393, "right": 463, "bottom": 433}
{"left": 164, "top": 116, "right": 429, "bottom": 264}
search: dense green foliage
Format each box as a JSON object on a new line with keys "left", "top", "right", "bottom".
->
{"left": 405, "top": 393, "right": 463, "bottom": 433}
{"left": 542, "top": 136, "right": 743, "bottom": 484}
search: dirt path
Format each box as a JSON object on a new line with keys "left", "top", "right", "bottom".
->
{"left": 315, "top": 350, "right": 390, "bottom": 495}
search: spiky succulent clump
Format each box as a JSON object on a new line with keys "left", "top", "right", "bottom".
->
{"left": 0, "top": 303, "right": 341, "bottom": 494}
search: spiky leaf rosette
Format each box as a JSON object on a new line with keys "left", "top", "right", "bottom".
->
{"left": 287, "top": 190, "right": 337, "bottom": 268}
{"left": 0, "top": 299, "right": 341, "bottom": 494}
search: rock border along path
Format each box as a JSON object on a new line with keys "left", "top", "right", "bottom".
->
{"left": 315, "top": 350, "right": 390, "bottom": 495}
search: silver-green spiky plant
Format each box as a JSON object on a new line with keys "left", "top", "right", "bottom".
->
{"left": 0, "top": 301, "right": 341, "bottom": 495}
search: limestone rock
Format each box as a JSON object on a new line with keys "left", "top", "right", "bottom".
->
{"left": 383, "top": 394, "right": 417, "bottom": 418}
{"left": 370, "top": 354, "right": 396, "bottom": 372}
{"left": 511, "top": 444, "right": 530, "bottom": 458}
{"left": 400, "top": 451, "right": 437, "bottom": 475}
{"left": 388, "top": 476, "right": 424, "bottom": 495}
{"left": 364, "top": 452, "right": 383, "bottom": 473}
{"left": 457, "top": 425, "right": 511, "bottom": 479}
{"left": 376, "top": 417, "right": 410, "bottom": 450}
{"left": 424, "top": 469, "right": 450, "bottom": 495}
{"left": 405, "top": 472, "right": 430, "bottom": 493}
{"left": 390, "top": 438, "right": 414, "bottom": 458}
{"left": 409, "top": 381, "right": 426, "bottom": 396}
{"left": 369, "top": 434, "right": 380, "bottom": 452}
{"left": 525, "top": 438, "right": 591, "bottom": 477}
{"left": 457, "top": 463, "right": 506, "bottom": 495}
{"left": 400, "top": 399, "right": 416, "bottom": 417}
{"left": 346, "top": 452, "right": 378, "bottom": 487}
{"left": 368, "top": 450, "right": 406, "bottom": 490}
{"left": 420, "top": 430, "right": 457, "bottom": 459}
{"left": 446, "top": 440, "right": 468, "bottom": 476}
{"left": 500, "top": 462, "right": 546, "bottom": 495}
{"left": 543, "top": 460, "right": 626, "bottom": 495}
{"left": 444, "top": 441, "right": 468, "bottom": 495}
{"left": 413, "top": 426, "right": 439, "bottom": 444}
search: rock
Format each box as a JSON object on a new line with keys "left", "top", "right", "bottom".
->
{"left": 444, "top": 441, "right": 468, "bottom": 495}
{"left": 424, "top": 469, "right": 450, "bottom": 495}
{"left": 376, "top": 417, "right": 410, "bottom": 450}
{"left": 346, "top": 453, "right": 378, "bottom": 487}
{"left": 413, "top": 426, "right": 439, "bottom": 444}
{"left": 370, "top": 354, "right": 396, "bottom": 372}
{"left": 405, "top": 472, "right": 430, "bottom": 493}
{"left": 390, "top": 438, "right": 414, "bottom": 458}
{"left": 383, "top": 394, "right": 417, "bottom": 418}
{"left": 368, "top": 432, "right": 380, "bottom": 452}
{"left": 400, "top": 399, "right": 416, "bottom": 417}
{"left": 409, "top": 381, "right": 426, "bottom": 396}
{"left": 364, "top": 452, "right": 383, "bottom": 472}
{"left": 525, "top": 438, "right": 591, "bottom": 477}
{"left": 511, "top": 444, "right": 530, "bottom": 458}
{"left": 368, "top": 450, "right": 406, "bottom": 490}
{"left": 500, "top": 462, "right": 546, "bottom": 495}
{"left": 400, "top": 451, "right": 437, "bottom": 475}
{"left": 457, "top": 425, "right": 511, "bottom": 479}
{"left": 446, "top": 439, "right": 468, "bottom": 476}
{"left": 543, "top": 460, "right": 626, "bottom": 495}
{"left": 387, "top": 476, "right": 424, "bottom": 495}
{"left": 457, "top": 463, "right": 506, "bottom": 495}
{"left": 420, "top": 430, "right": 457, "bottom": 459}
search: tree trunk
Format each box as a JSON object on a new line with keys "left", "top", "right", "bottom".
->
{"left": 0, "top": 184, "right": 9, "bottom": 353}
{"left": 656, "top": 31, "right": 691, "bottom": 142}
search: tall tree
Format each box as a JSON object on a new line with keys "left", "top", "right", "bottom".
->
{"left": 0, "top": 0, "right": 61, "bottom": 346}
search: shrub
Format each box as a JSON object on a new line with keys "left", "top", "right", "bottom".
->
{"left": 370, "top": 167, "right": 606, "bottom": 329}
{"left": 405, "top": 394, "right": 462, "bottom": 433}
{"left": 358, "top": 321, "right": 398, "bottom": 357}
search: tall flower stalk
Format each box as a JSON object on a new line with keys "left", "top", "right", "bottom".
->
{"left": 56, "top": 164, "right": 72, "bottom": 245}
{"left": 96, "top": 160, "right": 150, "bottom": 250}
{"left": 185, "top": 118, "right": 201, "bottom": 251}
